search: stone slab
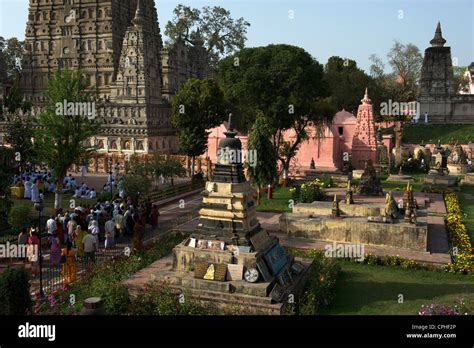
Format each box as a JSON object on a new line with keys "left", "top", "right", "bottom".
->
{"left": 423, "top": 174, "right": 457, "bottom": 186}
{"left": 280, "top": 213, "right": 429, "bottom": 251}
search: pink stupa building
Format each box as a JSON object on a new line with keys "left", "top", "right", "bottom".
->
{"left": 203, "top": 88, "right": 386, "bottom": 173}
{"left": 350, "top": 88, "right": 378, "bottom": 169}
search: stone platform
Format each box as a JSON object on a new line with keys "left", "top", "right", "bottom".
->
{"left": 279, "top": 189, "right": 445, "bottom": 253}
{"left": 423, "top": 174, "right": 457, "bottom": 186}
{"left": 460, "top": 173, "right": 474, "bottom": 186}
{"left": 147, "top": 258, "right": 312, "bottom": 315}
{"left": 280, "top": 214, "right": 428, "bottom": 251}
{"left": 447, "top": 164, "right": 469, "bottom": 176}
{"left": 122, "top": 253, "right": 313, "bottom": 315}
{"left": 386, "top": 174, "right": 414, "bottom": 183}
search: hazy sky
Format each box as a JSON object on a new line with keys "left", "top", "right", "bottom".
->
{"left": 0, "top": 0, "right": 472, "bottom": 72}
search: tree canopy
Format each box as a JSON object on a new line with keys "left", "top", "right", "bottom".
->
{"left": 217, "top": 44, "right": 335, "bottom": 177}
{"left": 171, "top": 78, "right": 226, "bottom": 176}
{"left": 0, "top": 37, "right": 24, "bottom": 79}
{"left": 323, "top": 56, "right": 382, "bottom": 114}
{"left": 369, "top": 41, "right": 423, "bottom": 103}
{"left": 247, "top": 111, "right": 278, "bottom": 189}
{"left": 165, "top": 5, "right": 250, "bottom": 68}
{"left": 33, "top": 69, "right": 99, "bottom": 209}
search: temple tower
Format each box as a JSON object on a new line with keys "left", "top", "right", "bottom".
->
{"left": 419, "top": 22, "right": 455, "bottom": 122}
{"left": 351, "top": 89, "right": 377, "bottom": 169}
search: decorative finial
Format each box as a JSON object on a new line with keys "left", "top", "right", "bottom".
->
{"left": 430, "top": 21, "right": 446, "bottom": 47}
{"left": 132, "top": 0, "right": 145, "bottom": 26}
{"left": 228, "top": 113, "right": 234, "bottom": 131}
{"left": 361, "top": 87, "right": 372, "bottom": 105}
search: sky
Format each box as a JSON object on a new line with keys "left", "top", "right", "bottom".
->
{"left": 0, "top": 0, "right": 472, "bottom": 72}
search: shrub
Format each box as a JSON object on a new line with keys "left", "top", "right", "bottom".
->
{"left": 7, "top": 205, "right": 31, "bottom": 230}
{"left": 290, "top": 180, "right": 327, "bottom": 204}
{"left": 129, "top": 286, "right": 216, "bottom": 315}
{"left": 0, "top": 267, "right": 32, "bottom": 315}
{"left": 289, "top": 248, "right": 341, "bottom": 315}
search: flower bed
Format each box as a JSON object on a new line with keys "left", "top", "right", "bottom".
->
{"left": 419, "top": 297, "right": 471, "bottom": 315}
{"left": 34, "top": 232, "right": 196, "bottom": 315}
{"left": 287, "top": 248, "right": 341, "bottom": 315}
{"left": 443, "top": 193, "right": 474, "bottom": 274}
{"left": 290, "top": 176, "right": 332, "bottom": 204}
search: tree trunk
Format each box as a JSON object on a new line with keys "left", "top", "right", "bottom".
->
{"left": 281, "top": 162, "right": 290, "bottom": 187}
{"left": 191, "top": 156, "right": 196, "bottom": 178}
{"left": 257, "top": 187, "right": 261, "bottom": 205}
{"left": 54, "top": 181, "right": 63, "bottom": 211}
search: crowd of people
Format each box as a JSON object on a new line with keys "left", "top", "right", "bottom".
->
{"left": 12, "top": 168, "right": 161, "bottom": 286}
{"left": 12, "top": 170, "right": 106, "bottom": 201}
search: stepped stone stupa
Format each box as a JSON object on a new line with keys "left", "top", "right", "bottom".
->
{"left": 150, "top": 117, "right": 312, "bottom": 314}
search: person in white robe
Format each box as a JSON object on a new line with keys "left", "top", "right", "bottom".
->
{"left": 31, "top": 181, "right": 40, "bottom": 203}
{"left": 24, "top": 179, "right": 32, "bottom": 199}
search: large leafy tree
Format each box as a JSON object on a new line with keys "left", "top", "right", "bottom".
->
{"left": 34, "top": 69, "right": 99, "bottom": 209}
{"left": 453, "top": 65, "right": 471, "bottom": 93}
{"left": 165, "top": 5, "right": 250, "bottom": 68}
{"left": 0, "top": 37, "right": 24, "bottom": 78}
{"left": 218, "top": 44, "right": 335, "bottom": 178}
{"left": 171, "top": 78, "right": 226, "bottom": 177}
{"left": 3, "top": 78, "right": 32, "bottom": 115}
{"left": 369, "top": 41, "right": 423, "bottom": 103}
{"left": 123, "top": 155, "right": 152, "bottom": 205}
{"left": 247, "top": 111, "right": 278, "bottom": 202}
{"left": 323, "top": 56, "right": 382, "bottom": 114}
{"left": 149, "top": 154, "right": 186, "bottom": 187}
{"left": 5, "top": 115, "right": 35, "bottom": 171}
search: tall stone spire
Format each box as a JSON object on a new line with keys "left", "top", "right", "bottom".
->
{"left": 430, "top": 22, "right": 446, "bottom": 47}
{"left": 132, "top": 0, "right": 145, "bottom": 26}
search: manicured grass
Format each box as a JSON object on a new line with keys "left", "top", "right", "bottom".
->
{"left": 321, "top": 262, "right": 474, "bottom": 315}
{"left": 381, "top": 173, "right": 426, "bottom": 192}
{"left": 256, "top": 187, "right": 292, "bottom": 213}
{"left": 402, "top": 124, "right": 474, "bottom": 144}
{"left": 11, "top": 193, "right": 96, "bottom": 220}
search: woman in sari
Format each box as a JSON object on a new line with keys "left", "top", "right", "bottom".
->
{"left": 27, "top": 230, "right": 40, "bottom": 278}
{"left": 49, "top": 236, "right": 61, "bottom": 267}
{"left": 61, "top": 241, "right": 77, "bottom": 284}
{"left": 76, "top": 225, "right": 88, "bottom": 260}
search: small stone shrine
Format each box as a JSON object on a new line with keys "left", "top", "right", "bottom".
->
{"left": 356, "top": 160, "right": 384, "bottom": 196}
{"left": 447, "top": 143, "right": 469, "bottom": 175}
{"left": 424, "top": 141, "right": 457, "bottom": 186}
{"left": 150, "top": 116, "right": 312, "bottom": 314}
{"left": 345, "top": 181, "right": 354, "bottom": 205}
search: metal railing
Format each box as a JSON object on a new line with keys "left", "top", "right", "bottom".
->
{"left": 34, "top": 211, "right": 200, "bottom": 296}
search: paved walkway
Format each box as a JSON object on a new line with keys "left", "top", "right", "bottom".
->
{"left": 123, "top": 255, "right": 173, "bottom": 293}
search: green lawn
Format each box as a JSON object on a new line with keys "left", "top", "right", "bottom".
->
{"left": 11, "top": 193, "right": 96, "bottom": 220}
{"left": 256, "top": 187, "right": 292, "bottom": 213}
{"left": 381, "top": 173, "right": 426, "bottom": 192}
{"left": 402, "top": 124, "right": 474, "bottom": 144}
{"left": 321, "top": 262, "right": 474, "bottom": 315}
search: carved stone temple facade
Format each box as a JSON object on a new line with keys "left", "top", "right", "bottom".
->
{"left": 419, "top": 22, "right": 474, "bottom": 123}
{"left": 4, "top": 0, "right": 209, "bottom": 155}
